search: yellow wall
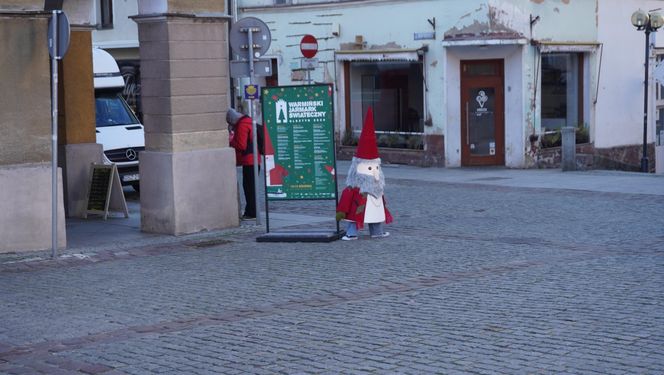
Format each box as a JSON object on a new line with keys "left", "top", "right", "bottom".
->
{"left": 61, "top": 30, "right": 96, "bottom": 145}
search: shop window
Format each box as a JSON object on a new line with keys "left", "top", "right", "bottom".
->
{"left": 99, "top": 0, "right": 113, "bottom": 29}
{"left": 541, "top": 53, "right": 584, "bottom": 130}
{"left": 345, "top": 61, "right": 424, "bottom": 150}
{"left": 119, "top": 61, "right": 142, "bottom": 122}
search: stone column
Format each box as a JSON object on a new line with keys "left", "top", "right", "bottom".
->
{"left": 134, "top": 3, "right": 238, "bottom": 234}
{"left": 561, "top": 127, "right": 576, "bottom": 172}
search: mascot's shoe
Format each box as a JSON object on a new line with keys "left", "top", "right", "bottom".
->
{"left": 371, "top": 232, "right": 390, "bottom": 239}
{"left": 341, "top": 235, "right": 358, "bottom": 241}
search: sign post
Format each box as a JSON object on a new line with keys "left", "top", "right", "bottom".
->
{"left": 229, "top": 17, "right": 272, "bottom": 225}
{"left": 300, "top": 34, "right": 318, "bottom": 84}
{"left": 257, "top": 84, "right": 343, "bottom": 242}
{"left": 47, "top": 10, "right": 70, "bottom": 258}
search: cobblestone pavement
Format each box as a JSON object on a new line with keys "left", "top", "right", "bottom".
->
{"left": 1, "top": 173, "right": 663, "bottom": 374}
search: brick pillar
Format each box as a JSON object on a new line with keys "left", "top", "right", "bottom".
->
{"left": 60, "top": 30, "right": 104, "bottom": 217}
{"left": 134, "top": 11, "right": 239, "bottom": 234}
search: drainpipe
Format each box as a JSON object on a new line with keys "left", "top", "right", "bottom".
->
{"left": 418, "top": 45, "right": 431, "bottom": 127}
{"left": 529, "top": 14, "right": 541, "bottom": 165}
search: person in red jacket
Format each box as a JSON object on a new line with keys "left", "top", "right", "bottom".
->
{"left": 227, "top": 108, "right": 261, "bottom": 220}
{"left": 336, "top": 107, "right": 393, "bottom": 240}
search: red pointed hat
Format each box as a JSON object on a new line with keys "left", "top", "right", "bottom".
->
{"left": 355, "top": 107, "right": 379, "bottom": 159}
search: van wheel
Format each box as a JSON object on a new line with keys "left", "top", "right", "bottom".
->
{"left": 131, "top": 182, "right": 140, "bottom": 193}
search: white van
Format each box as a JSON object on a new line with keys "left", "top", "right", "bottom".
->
{"left": 93, "top": 48, "right": 144, "bottom": 192}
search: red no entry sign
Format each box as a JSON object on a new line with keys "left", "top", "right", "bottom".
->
{"left": 300, "top": 34, "right": 318, "bottom": 58}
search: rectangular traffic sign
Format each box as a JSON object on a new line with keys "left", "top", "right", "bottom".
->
{"left": 230, "top": 59, "right": 272, "bottom": 78}
{"left": 301, "top": 58, "right": 318, "bottom": 70}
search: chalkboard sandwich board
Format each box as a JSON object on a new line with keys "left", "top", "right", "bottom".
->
{"left": 83, "top": 163, "right": 128, "bottom": 220}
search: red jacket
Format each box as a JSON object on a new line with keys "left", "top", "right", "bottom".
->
{"left": 229, "top": 116, "right": 261, "bottom": 166}
{"left": 336, "top": 186, "right": 393, "bottom": 229}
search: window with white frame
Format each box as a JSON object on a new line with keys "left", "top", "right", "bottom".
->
{"left": 344, "top": 60, "right": 424, "bottom": 149}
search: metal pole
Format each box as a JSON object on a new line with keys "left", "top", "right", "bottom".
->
{"left": 642, "top": 29, "right": 651, "bottom": 173}
{"left": 307, "top": 68, "right": 311, "bottom": 85}
{"left": 247, "top": 29, "right": 262, "bottom": 225}
{"left": 51, "top": 10, "right": 59, "bottom": 258}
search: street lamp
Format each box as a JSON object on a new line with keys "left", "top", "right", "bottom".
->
{"left": 631, "top": 9, "right": 664, "bottom": 172}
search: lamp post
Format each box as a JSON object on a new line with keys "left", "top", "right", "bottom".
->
{"left": 631, "top": 9, "right": 664, "bottom": 173}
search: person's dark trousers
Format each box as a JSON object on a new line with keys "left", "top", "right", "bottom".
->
{"left": 242, "top": 165, "right": 259, "bottom": 218}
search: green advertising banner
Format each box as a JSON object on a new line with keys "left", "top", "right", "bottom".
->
{"left": 261, "top": 85, "right": 336, "bottom": 200}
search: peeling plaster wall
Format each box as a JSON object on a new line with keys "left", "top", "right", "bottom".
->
{"left": 444, "top": 0, "right": 528, "bottom": 41}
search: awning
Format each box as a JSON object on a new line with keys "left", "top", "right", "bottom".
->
{"left": 335, "top": 49, "right": 421, "bottom": 62}
{"left": 537, "top": 42, "right": 600, "bottom": 53}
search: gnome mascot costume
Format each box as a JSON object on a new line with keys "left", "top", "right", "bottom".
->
{"left": 336, "top": 107, "right": 393, "bottom": 240}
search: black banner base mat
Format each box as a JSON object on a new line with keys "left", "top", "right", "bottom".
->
{"left": 256, "top": 230, "right": 345, "bottom": 243}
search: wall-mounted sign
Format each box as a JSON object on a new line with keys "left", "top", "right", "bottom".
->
{"left": 414, "top": 32, "right": 435, "bottom": 40}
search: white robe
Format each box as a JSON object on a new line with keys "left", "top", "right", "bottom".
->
{"left": 364, "top": 194, "right": 386, "bottom": 224}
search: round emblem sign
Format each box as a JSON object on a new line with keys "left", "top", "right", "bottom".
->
{"left": 300, "top": 34, "right": 318, "bottom": 59}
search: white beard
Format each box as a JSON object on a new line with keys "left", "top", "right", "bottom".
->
{"left": 345, "top": 157, "right": 385, "bottom": 198}
{"left": 354, "top": 173, "right": 384, "bottom": 198}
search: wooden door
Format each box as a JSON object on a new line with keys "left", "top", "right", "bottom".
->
{"left": 460, "top": 59, "right": 505, "bottom": 166}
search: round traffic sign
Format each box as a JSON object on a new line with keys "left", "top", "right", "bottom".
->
{"left": 300, "top": 34, "right": 318, "bottom": 58}
{"left": 47, "top": 11, "right": 70, "bottom": 60}
{"left": 229, "top": 17, "right": 272, "bottom": 60}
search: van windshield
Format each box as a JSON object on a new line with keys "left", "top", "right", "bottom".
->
{"left": 95, "top": 94, "right": 139, "bottom": 127}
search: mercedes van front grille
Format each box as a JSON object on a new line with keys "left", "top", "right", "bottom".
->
{"left": 105, "top": 147, "right": 144, "bottom": 163}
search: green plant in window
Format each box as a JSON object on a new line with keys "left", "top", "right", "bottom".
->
{"left": 407, "top": 136, "right": 423, "bottom": 150}
{"left": 540, "top": 129, "right": 562, "bottom": 148}
{"left": 387, "top": 134, "right": 402, "bottom": 148}
{"left": 342, "top": 130, "right": 358, "bottom": 146}
{"left": 576, "top": 124, "right": 589, "bottom": 144}
{"left": 377, "top": 135, "right": 390, "bottom": 148}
